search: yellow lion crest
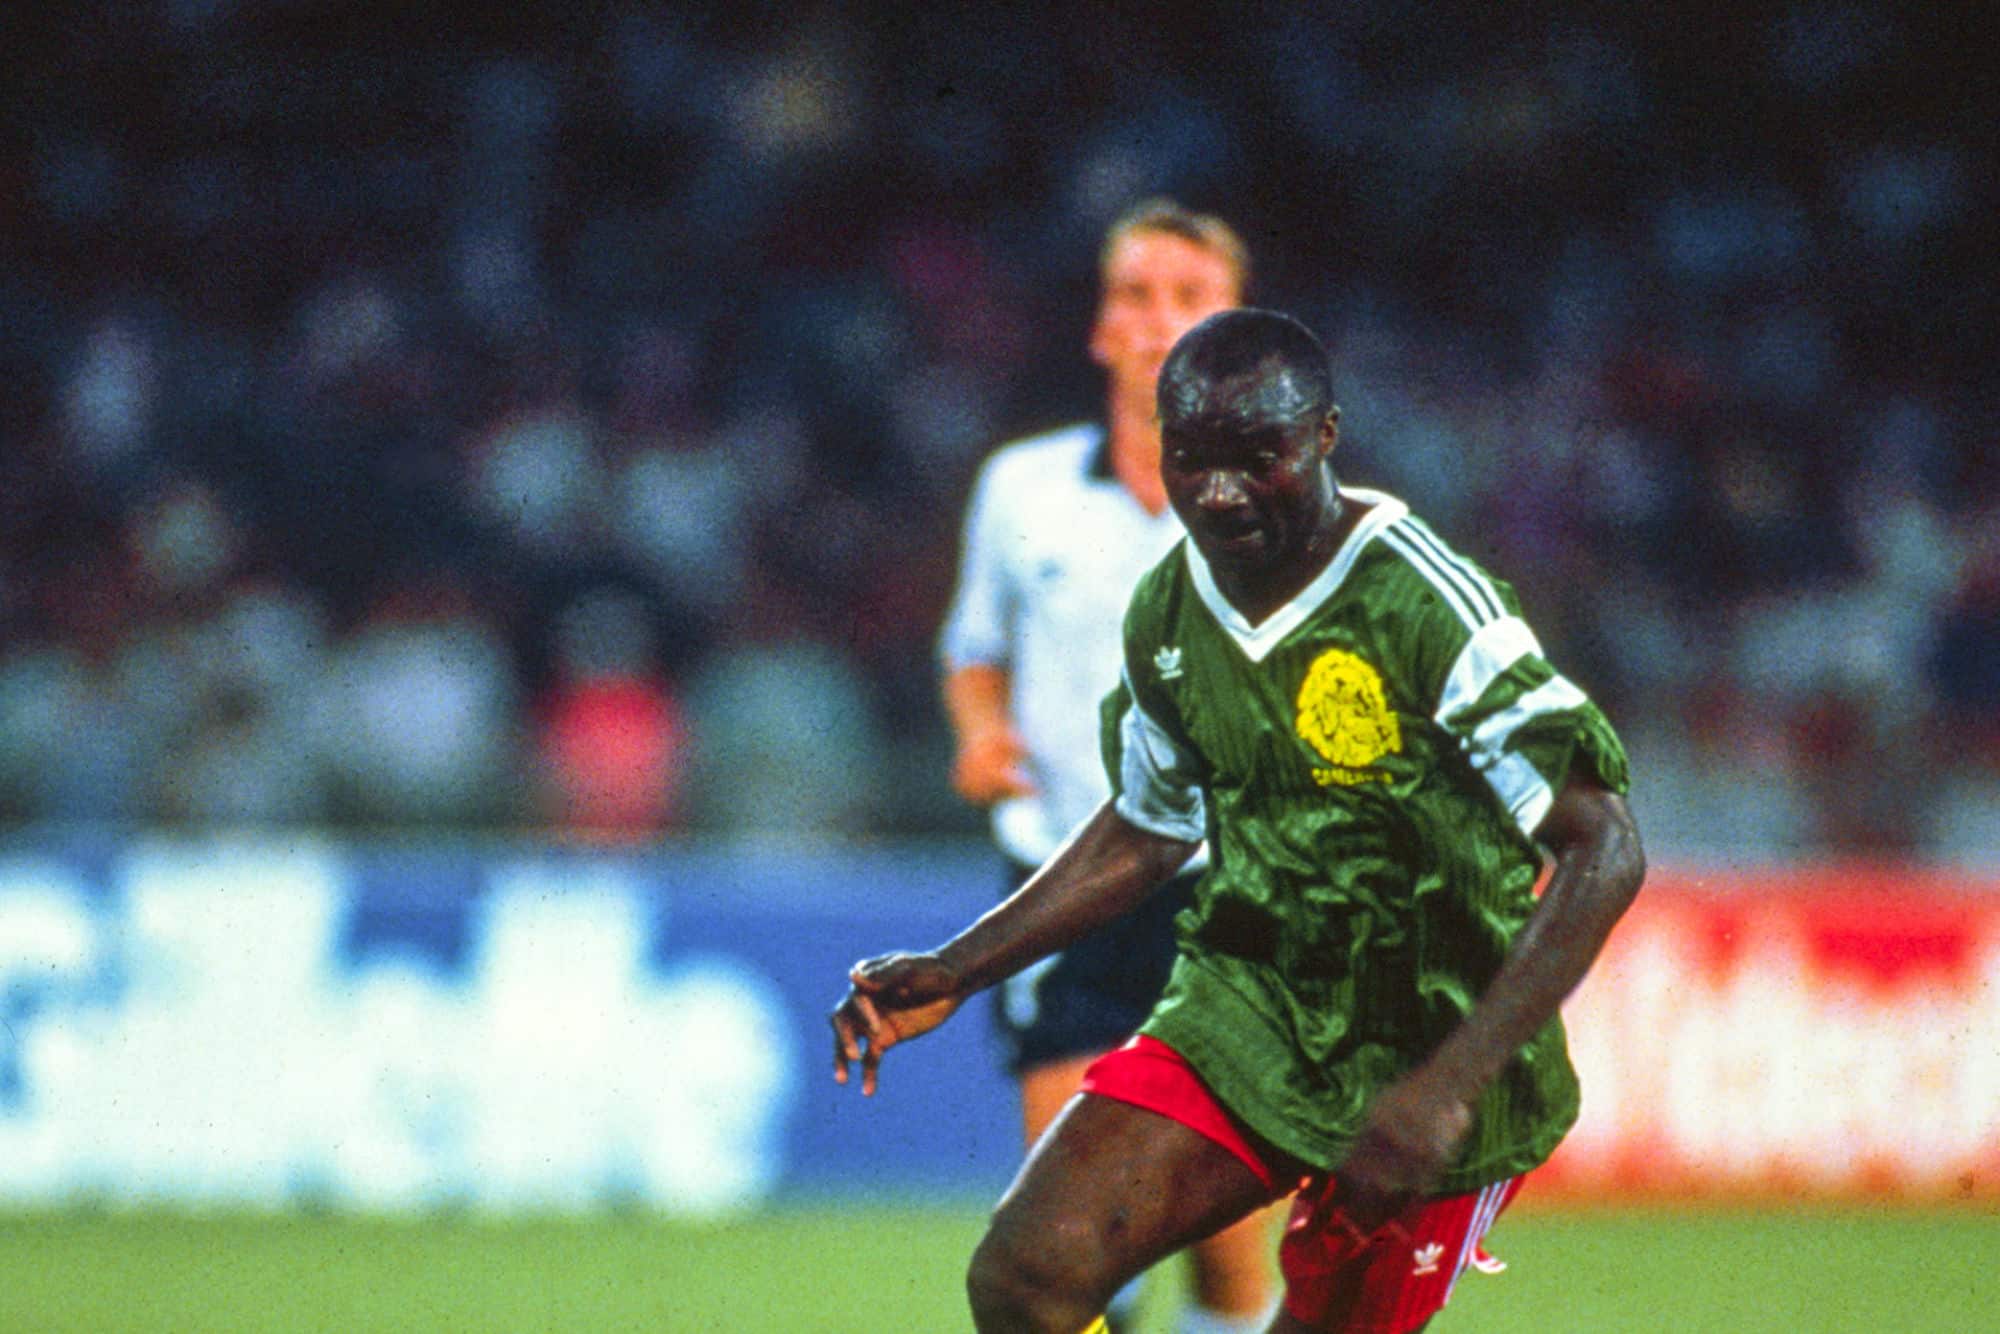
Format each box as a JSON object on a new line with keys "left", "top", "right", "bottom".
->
{"left": 1295, "top": 648, "right": 1400, "bottom": 782}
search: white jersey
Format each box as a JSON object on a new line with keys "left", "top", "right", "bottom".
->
{"left": 939, "top": 424, "right": 1198, "bottom": 866}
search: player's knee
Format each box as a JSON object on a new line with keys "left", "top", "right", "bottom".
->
{"left": 966, "top": 1216, "right": 1113, "bottom": 1332}
{"left": 965, "top": 1232, "right": 1071, "bottom": 1330}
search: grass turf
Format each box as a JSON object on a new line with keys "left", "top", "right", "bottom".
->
{"left": 0, "top": 1204, "right": 1991, "bottom": 1331}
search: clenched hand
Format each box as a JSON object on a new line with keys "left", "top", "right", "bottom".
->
{"left": 1331, "top": 1070, "right": 1476, "bottom": 1234}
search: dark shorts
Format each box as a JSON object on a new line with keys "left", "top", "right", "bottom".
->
{"left": 991, "top": 857, "right": 1199, "bottom": 1076}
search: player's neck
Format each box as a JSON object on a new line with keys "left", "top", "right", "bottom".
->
{"left": 1105, "top": 400, "right": 1169, "bottom": 516}
{"left": 1213, "top": 490, "right": 1355, "bottom": 627}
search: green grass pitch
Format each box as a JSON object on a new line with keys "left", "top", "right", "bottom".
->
{"left": 0, "top": 1204, "right": 1991, "bottom": 1331}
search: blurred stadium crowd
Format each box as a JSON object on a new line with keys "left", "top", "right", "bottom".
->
{"left": 0, "top": 3, "right": 1994, "bottom": 858}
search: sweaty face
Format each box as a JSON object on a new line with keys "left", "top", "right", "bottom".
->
{"left": 1160, "top": 377, "right": 1335, "bottom": 576}
{"left": 1090, "top": 231, "right": 1242, "bottom": 404}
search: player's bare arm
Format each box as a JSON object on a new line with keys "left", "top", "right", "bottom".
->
{"left": 943, "top": 663, "right": 1038, "bottom": 803}
{"left": 1336, "top": 774, "right": 1645, "bottom": 1227}
{"left": 831, "top": 802, "right": 1196, "bottom": 1094}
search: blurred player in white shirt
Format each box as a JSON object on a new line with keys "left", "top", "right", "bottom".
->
{"left": 937, "top": 199, "right": 1276, "bottom": 1334}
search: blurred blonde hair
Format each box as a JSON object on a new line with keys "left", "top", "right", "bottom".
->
{"left": 1099, "top": 198, "right": 1251, "bottom": 296}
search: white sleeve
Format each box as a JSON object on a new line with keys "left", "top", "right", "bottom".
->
{"left": 1111, "top": 670, "right": 1207, "bottom": 842}
{"left": 1435, "top": 615, "right": 1589, "bottom": 837}
{"left": 937, "top": 457, "right": 1013, "bottom": 670}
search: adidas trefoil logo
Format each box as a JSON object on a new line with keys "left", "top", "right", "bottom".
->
{"left": 1411, "top": 1242, "right": 1445, "bottom": 1276}
{"left": 1154, "top": 646, "right": 1184, "bottom": 680}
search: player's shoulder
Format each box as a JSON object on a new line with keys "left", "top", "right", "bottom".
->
{"left": 1122, "top": 537, "right": 1194, "bottom": 636}
{"left": 1353, "top": 487, "right": 1520, "bottom": 633}
{"left": 975, "top": 423, "right": 1103, "bottom": 494}
{"left": 1133, "top": 534, "right": 1190, "bottom": 596}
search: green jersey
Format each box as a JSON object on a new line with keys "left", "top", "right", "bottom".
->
{"left": 1100, "top": 487, "right": 1630, "bottom": 1192}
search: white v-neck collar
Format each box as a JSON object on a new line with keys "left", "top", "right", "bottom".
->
{"left": 1182, "top": 488, "right": 1408, "bottom": 662}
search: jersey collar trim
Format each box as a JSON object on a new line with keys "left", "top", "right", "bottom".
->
{"left": 1182, "top": 487, "right": 1409, "bottom": 662}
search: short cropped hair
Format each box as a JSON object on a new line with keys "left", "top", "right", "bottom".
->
{"left": 1157, "top": 308, "right": 1334, "bottom": 427}
{"left": 1100, "top": 198, "right": 1251, "bottom": 296}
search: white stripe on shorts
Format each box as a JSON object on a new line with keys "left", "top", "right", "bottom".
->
{"left": 1445, "top": 1180, "right": 1511, "bottom": 1302}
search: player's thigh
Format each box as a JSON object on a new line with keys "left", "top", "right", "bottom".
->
{"left": 1018, "top": 1052, "right": 1100, "bottom": 1144}
{"left": 988, "top": 1092, "right": 1275, "bottom": 1284}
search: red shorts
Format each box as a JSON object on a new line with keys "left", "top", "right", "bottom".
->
{"left": 1079, "top": 1034, "right": 1288, "bottom": 1190}
{"left": 1081, "top": 1035, "right": 1522, "bottom": 1334}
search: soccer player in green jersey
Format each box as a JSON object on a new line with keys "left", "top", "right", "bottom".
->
{"left": 833, "top": 308, "right": 1645, "bottom": 1334}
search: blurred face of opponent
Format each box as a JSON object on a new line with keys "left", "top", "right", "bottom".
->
{"left": 1090, "top": 230, "right": 1243, "bottom": 404}
{"left": 1160, "top": 367, "right": 1340, "bottom": 586}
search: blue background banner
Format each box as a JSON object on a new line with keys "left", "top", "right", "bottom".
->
{"left": 0, "top": 835, "right": 1023, "bottom": 1213}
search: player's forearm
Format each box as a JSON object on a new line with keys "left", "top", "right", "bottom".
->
{"left": 1421, "top": 786, "right": 1645, "bottom": 1102}
{"left": 937, "top": 801, "right": 1195, "bottom": 996}
{"left": 943, "top": 663, "right": 1014, "bottom": 743}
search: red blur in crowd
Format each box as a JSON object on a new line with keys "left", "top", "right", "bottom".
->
{"left": 536, "top": 672, "right": 687, "bottom": 842}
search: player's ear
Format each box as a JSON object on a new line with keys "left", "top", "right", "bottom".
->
{"left": 1319, "top": 407, "right": 1340, "bottom": 459}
